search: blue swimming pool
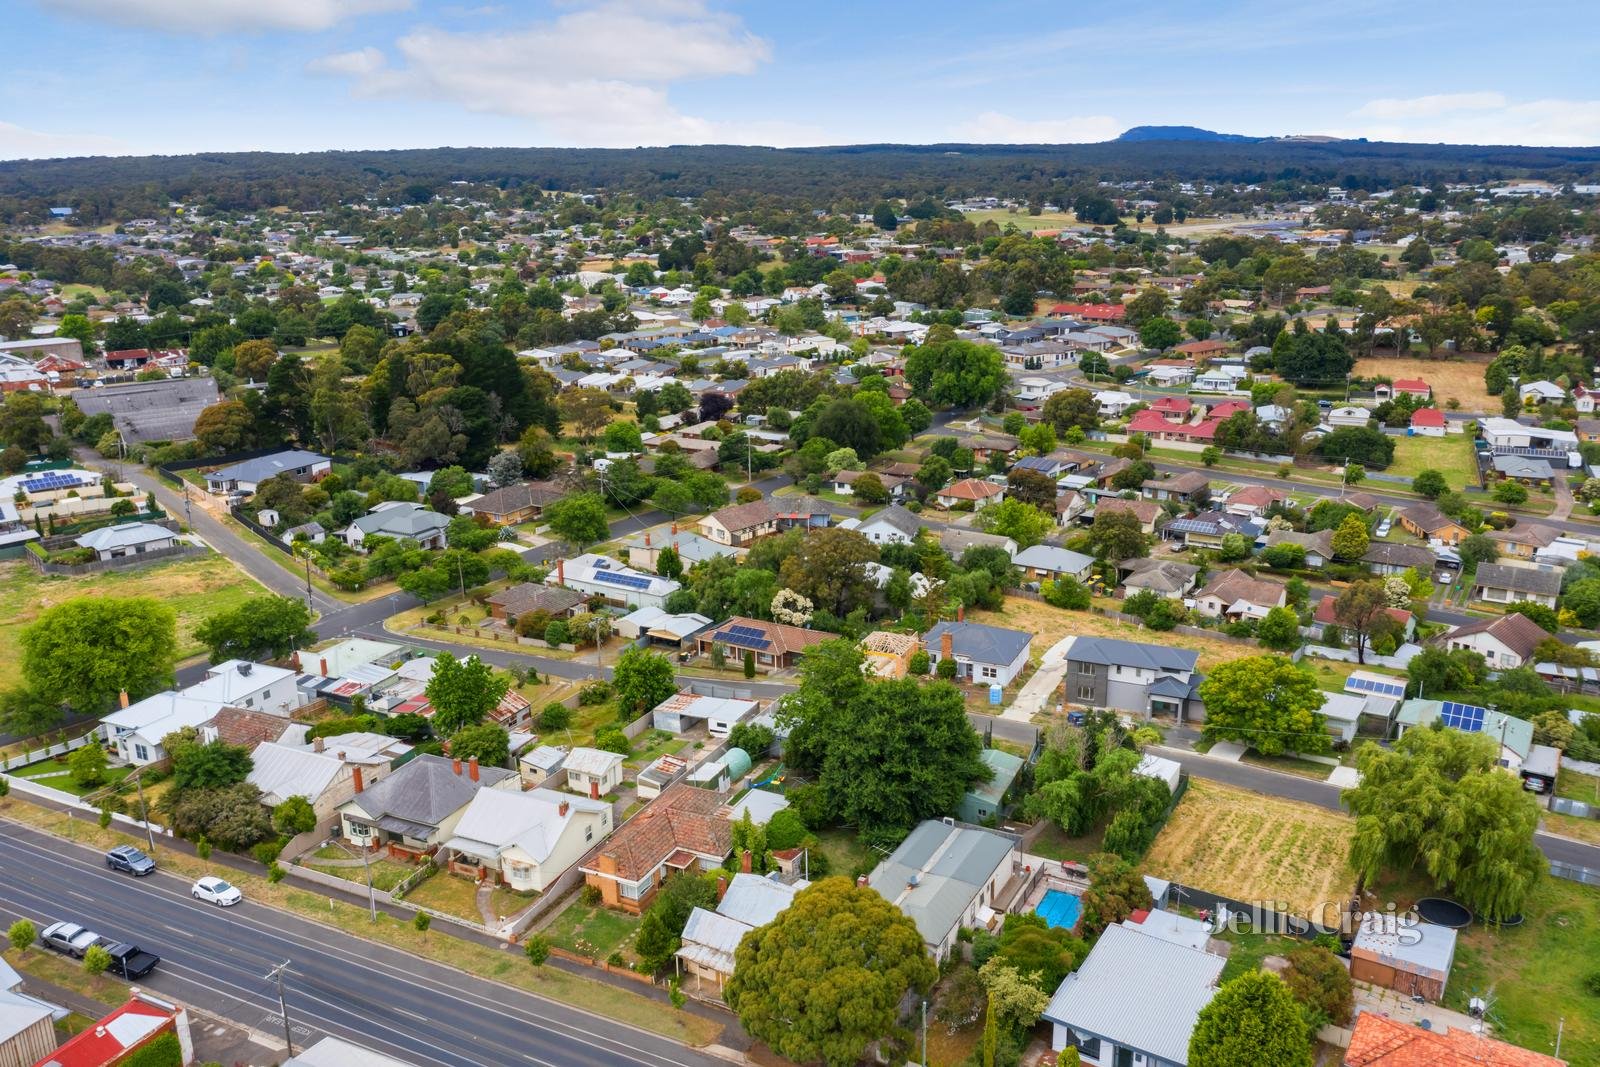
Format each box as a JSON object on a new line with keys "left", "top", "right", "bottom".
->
{"left": 1036, "top": 888, "right": 1082, "bottom": 931}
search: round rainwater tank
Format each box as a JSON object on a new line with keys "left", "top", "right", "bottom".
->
{"left": 722, "top": 747, "right": 753, "bottom": 780}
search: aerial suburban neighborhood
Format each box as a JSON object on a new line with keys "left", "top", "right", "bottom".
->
{"left": 2, "top": 5, "right": 1600, "bottom": 1067}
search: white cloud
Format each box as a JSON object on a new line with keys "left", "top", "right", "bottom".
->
{"left": 1353, "top": 92, "right": 1506, "bottom": 120}
{"left": 48, "top": 0, "right": 410, "bottom": 34}
{"left": 1345, "top": 94, "right": 1600, "bottom": 145}
{"left": 952, "top": 111, "right": 1122, "bottom": 144}
{"left": 309, "top": 0, "right": 786, "bottom": 146}
{"left": 0, "top": 121, "right": 129, "bottom": 161}
{"left": 307, "top": 47, "right": 386, "bottom": 76}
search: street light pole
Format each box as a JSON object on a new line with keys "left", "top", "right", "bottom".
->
{"left": 359, "top": 843, "right": 377, "bottom": 923}
{"left": 134, "top": 773, "right": 155, "bottom": 852}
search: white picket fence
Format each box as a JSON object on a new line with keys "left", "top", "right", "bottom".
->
{"left": 0, "top": 731, "right": 96, "bottom": 773}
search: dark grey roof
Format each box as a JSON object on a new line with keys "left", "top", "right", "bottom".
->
{"left": 923, "top": 621, "right": 1032, "bottom": 667}
{"left": 343, "top": 753, "right": 515, "bottom": 830}
{"left": 867, "top": 822, "right": 1016, "bottom": 948}
{"left": 1362, "top": 541, "right": 1435, "bottom": 569}
{"left": 207, "top": 449, "right": 328, "bottom": 485}
{"left": 1067, "top": 636, "right": 1198, "bottom": 673}
{"left": 864, "top": 504, "right": 921, "bottom": 539}
{"left": 72, "top": 376, "right": 220, "bottom": 443}
{"left": 1474, "top": 563, "right": 1562, "bottom": 597}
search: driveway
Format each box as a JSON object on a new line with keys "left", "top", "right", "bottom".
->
{"left": 1004, "top": 635, "right": 1075, "bottom": 722}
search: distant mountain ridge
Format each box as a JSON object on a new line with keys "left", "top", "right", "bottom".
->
{"left": 1116, "top": 125, "right": 1263, "bottom": 143}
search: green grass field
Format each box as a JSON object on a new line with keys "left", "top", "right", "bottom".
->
{"left": 1445, "top": 875, "right": 1600, "bottom": 1063}
{"left": 0, "top": 554, "right": 262, "bottom": 689}
{"left": 962, "top": 208, "right": 1079, "bottom": 232}
{"left": 542, "top": 900, "right": 640, "bottom": 959}
{"left": 1386, "top": 433, "right": 1479, "bottom": 490}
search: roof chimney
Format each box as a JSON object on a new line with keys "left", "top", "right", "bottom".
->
{"left": 856, "top": 874, "right": 868, "bottom": 888}
{"left": 940, "top": 629, "right": 953, "bottom": 660}
{"left": 558, "top": 800, "right": 569, "bottom": 817}
{"left": 313, "top": 736, "right": 324, "bottom": 753}
{"left": 957, "top": 604, "right": 965, "bottom": 623}
{"left": 469, "top": 756, "right": 479, "bottom": 782}
{"left": 645, "top": 530, "right": 651, "bottom": 547}
{"left": 118, "top": 689, "right": 129, "bottom": 709}
{"left": 320, "top": 657, "right": 328, "bottom": 676}
{"left": 741, "top": 849, "right": 752, "bottom": 873}
{"left": 716, "top": 875, "right": 728, "bottom": 902}
{"left": 671, "top": 522, "right": 678, "bottom": 535}
{"left": 453, "top": 757, "right": 463, "bottom": 776}
{"left": 352, "top": 766, "right": 363, "bottom": 793}
{"left": 336, "top": 751, "right": 346, "bottom": 761}
{"left": 557, "top": 559, "right": 565, "bottom": 584}
{"left": 291, "top": 652, "right": 301, "bottom": 671}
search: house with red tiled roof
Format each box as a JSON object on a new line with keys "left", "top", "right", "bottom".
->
{"left": 1149, "top": 396, "right": 1192, "bottom": 420}
{"left": 1376, "top": 378, "right": 1432, "bottom": 401}
{"left": 579, "top": 784, "right": 732, "bottom": 912}
{"left": 1173, "top": 339, "right": 1229, "bottom": 358}
{"left": 1311, "top": 595, "right": 1414, "bottom": 642}
{"left": 204, "top": 705, "right": 290, "bottom": 750}
{"left": 1049, "top": 302, "right": 1127, "bottom": 322}
{"left": 935, "top": 478, "right": 1004, "bottom": 509}
{"left": 1344, "top": 1010, "right": 1563, "bottom": 1067}
{"left": 1438, "top": 612, "right": 1550, "bottom": 670}
{"left": 1410, "top": 407, "right": 1447, "bottom": 436}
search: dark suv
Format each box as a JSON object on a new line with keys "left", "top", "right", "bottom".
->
{"left": 105, "top": 845, "right": 155, "bottom": 876}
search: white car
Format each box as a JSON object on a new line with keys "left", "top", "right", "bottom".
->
{"left": 191, "top": 876, "right": 243, "bottom": 907}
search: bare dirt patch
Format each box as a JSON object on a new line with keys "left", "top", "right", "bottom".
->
{"left": 1143, "top": 778, "right": 1355, "bottom": 920}
{"left": 969, "top": 599, "right": 1251, "bottom": 672}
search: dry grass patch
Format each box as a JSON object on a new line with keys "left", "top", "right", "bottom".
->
{"left": 1352, "top": 356, "right": 1494, "bottom": 410}
{"left": 1143, "top": 778, "right": 1355, "bottom": 920}
{"left": 969, "top": 599, "right": 1250, "bottom": 672}
{"left": 0, "top": 555, "right": 261, "bottom": 688}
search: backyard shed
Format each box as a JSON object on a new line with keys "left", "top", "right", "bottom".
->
{"left": 1350, "top": 914, "right": 1457, "bottom": 1002}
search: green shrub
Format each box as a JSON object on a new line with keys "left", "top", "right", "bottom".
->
{"left": 267, "top": 862, "right": 286, "bottom": 884}
{"left": 413, "top": 912, "right": 431, "bottom": 933}
{"left": 195, "top": 836, "right": 212, "bottom": 860}
{"left": 594, "top": 728, "right": 630, "bottom": 755}
{"left": 7, "top": 919, "right": 35, "bottom": 953}
{"left": 578, "top": 680, "right": 612, "bottom": 706}
{"left": 254, "top": 839, "right": 284, "bottom": 867}
{"left": 580, "top": 884, "right": 602, "bottom": 907}
{"left": 82, "top": 944, "right": 111, "bottom": 976}
{"left": 539, "top": 702, "right": 572, "bottom": 730}
{"left": 524, "top": 934, "right": 550, "bottom": 966}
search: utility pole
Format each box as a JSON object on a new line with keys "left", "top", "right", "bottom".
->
{"left": 181, "top": 483, "right": 193, "bottom": 531}
{"left": 359, "top": 843, "right": 377, "bottom": 923}
{"left": 134, "top": 773, "right": 155, "bottom": 852}
{"left": 920, "top": 999, "right": 928, "bottom": 1066}
{"left": 266, "top": 960, "right": 294, "bottom": 1057}
{"left": 303, "top": 554, "right": 313, "bottom": 611}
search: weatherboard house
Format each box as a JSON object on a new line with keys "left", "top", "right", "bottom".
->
{"left": 546, "top": 553, "right": 679, "bottom": 611}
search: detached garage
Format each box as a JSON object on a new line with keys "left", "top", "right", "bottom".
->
{"left": 1350, "top": 915, "right": 1457, "bottom": 1002}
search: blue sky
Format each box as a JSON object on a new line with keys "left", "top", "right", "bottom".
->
{"left": 4, "top": 0, "right": 1599, "bottom": 159}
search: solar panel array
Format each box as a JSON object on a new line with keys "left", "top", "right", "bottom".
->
{"left": 1440, "top": 700, "right": 1487, "bottom": 732}
{"left": 719, "top": 624, "right": 771, "bottom": 651}
{"left": 19, "top": 472, "right": 86, "bottom": 493}
{"left": 591, "top": 569, "right": 652, "bottom": 591}
{"left": 1347, "top": 675, "right": 1406, "bottom": 699}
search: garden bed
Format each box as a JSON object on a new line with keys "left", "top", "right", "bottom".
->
{"left": 541, "top": 899, "right": 640, "bottom": 961}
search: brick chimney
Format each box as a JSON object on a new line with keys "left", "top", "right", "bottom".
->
{"left": 313, "top": 737, "right": 324, "bottom": 753}
{"left": 320, "top": 657, "right": 328, "bottom": 676}
{"left": 558, "top": 800, "right": 569, "bottom": 817}
{"left": 645, "top": 530, "right": 651, "bottom": 547}
{"left": 453, "top": 757, "right": 463, "bottom": 776}
{"left": 716, "top": 876, "right": 728, "bottom": 902}
{"left": 957, "top": 604, "right": 965, "bottom": 623}
{"left": 118, "top": 689, "right": 129, "bottom": 709}
{"left": 557, "top": 559, "right": 565, "bottom": 584}
{"left": 940, "top": 629, "right": 953, "bottom": 661}
{"left": 291, "top": 652, "right": 301, "bottom": 671}
{"left": 741, "top": 849, "right": 752, "bottom": 873}
{"left": 856, "top": 874, "right": 869, "bottom": 887}
{"left": 352, "top": 767, "right": 364, "bottom": 793}
{"left": 671, "top": 522, "right": 677, "bottom": 535}
{"left": 336, "top": 751, "right": 346, "bottom": 761}
{"left": 469, "top": 756, "right": 479, "bottom": 782}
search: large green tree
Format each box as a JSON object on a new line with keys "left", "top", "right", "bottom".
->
{"left": 424, "top": 654, "right": 508, "bottom": 736}
{"left": 194, "top": 596, "right": 315, "bottom": 664}
{"left": 1198, "top": 655, "right": 1329, "bottom": 756}
{"left": 901, "top": 338, "right": 1006, "bottom": 409}
{"left": 612, "top": 647, "right": 677, "bottom": 715}
{"left": 781, "top": 641, "right": 988, "bottom": 837}
{"left": 22, "top": 597, "right": 176, "bottom": 712}
{"left": 1188, "top": 971, "right": 1312, "bottom": 1067}
{"left": 1344, "top": 726, "right": 1544, "bottom": 921}
{"left": 543, "top": 491, "right": 609, "bottom": 547}
{"left": 776, "top": 527, "right": 879, "bottom": 617}
{"left": 725, "top": 877, "right": 936, "bottom": 1067}
{"left": 634, "top": 872, "right": 717, "bottom": 973}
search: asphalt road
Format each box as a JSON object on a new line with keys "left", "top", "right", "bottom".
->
{"left": 0, "top": 822, "right": 729, "bottom": 1067}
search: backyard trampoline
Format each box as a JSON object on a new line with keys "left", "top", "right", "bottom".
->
{"left": 1415, "top": 898, "right": 1472, "bottom": 928}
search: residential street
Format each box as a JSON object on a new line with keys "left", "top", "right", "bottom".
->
{"left": 0, "top": 821, "right": 733, "bottom": 1067}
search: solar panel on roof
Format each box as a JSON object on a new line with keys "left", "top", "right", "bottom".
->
{"left": 1347, "top": 675, "right": 1406, "bottom": 699}
{"left": 1440, "top": 701, "right": 1486, "bottom": 732}
{"left": 592, "top": 570, "right": 651, "bottom": 590}
{"left": 718, "top": 627, "right": 770, "bottom": 651}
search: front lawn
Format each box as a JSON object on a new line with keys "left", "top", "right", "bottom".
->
{"left": 1239, "top": 751, "right": 1335, "bottom": 781}
{"left": 1211, "top": 928, "right": 1305, "bottom": 983}
{"left": 968, "top": 598, "right": 1249, "bottom": 672}
{"left": 1556, "top": 769, "right": 1600, "bottom": 804}
{"left": 303, "top": 855, "right": 418, "bottom": 893}
{"left": 12, "top": 760, "right": 134, "bottom": 797}
{"left": 399, "top": 870, "right": 485, "bottom": 922}
{"left": 542, "top": 899, "right": 640, "bottom": 960}
{"left": 1387, "top": 432, "right": 1478, "bottom": 489}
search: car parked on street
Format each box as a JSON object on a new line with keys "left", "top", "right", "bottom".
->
{"left": 105, "top": 845, "right": 155, "bottom": 876}
{"left": 39, "top": 920, "right": 161, "bottom": 978}
{"left": 39, "top": 921, "right": 100, "bottom": 958}
{"left": 191, "top": 876, "right": 242, "bottom": 907}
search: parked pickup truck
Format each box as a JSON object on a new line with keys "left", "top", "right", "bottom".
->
{"left": 39, "top": 921, "right": 161, "bottom": 979}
